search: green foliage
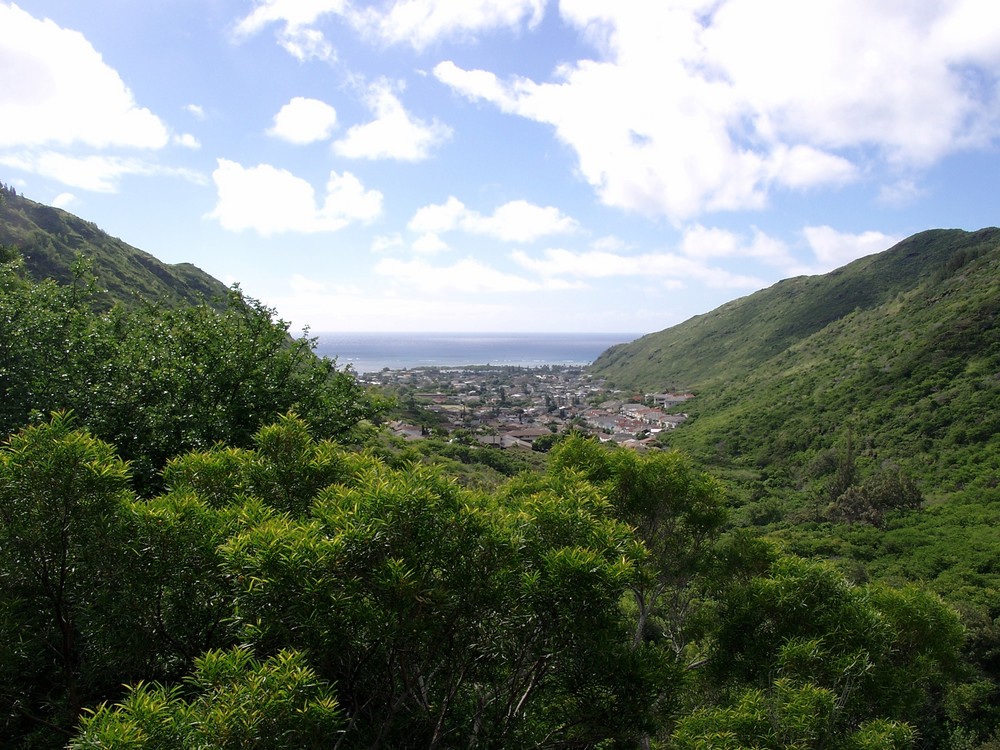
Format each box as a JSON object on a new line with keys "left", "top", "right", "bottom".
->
{"left": 827, "top": 465, "right": 923, "bottom": 527}
{"left": 164, "top": 412, "right": 353, "bottom": 514}
{"left": 590, "top": 228, "right": 1000, "bottom": 511}
{"left": 123, "top": 490, "right": 247, "bottom": 673}
{"left": 8, "top": 195, "right": 995, "bottom": 748}
{"left": 217, "top": 451, "right": 659, "bottom": 748}
{"left": 548, "top": 436, "right": 728, "bottom": 659}
{"left": 0, "top": 414, "right": 134, "bottom": 744}
{"left": 0, "top": 413, "right": 984, "bottom": 748}
{"left": 0, "top": 268, "right": 380, "bottom": 493}
{"left": 72, "top": 648, "right": 343, "bottom": 749}
{"left": 709, "top": 555, "right": 964, "bottom": 745}
{"left": 672, "top": 680, "right": 917, "bottom": 750}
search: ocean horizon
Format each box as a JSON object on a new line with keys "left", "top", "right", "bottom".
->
{"left": 313, "top": 332, "right": 644, "bottom": 374}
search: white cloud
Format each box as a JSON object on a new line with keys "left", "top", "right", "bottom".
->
{"left": 408, "top": 196, "right": 577, "bottom": 242}
{"left": 408, "top": 196, "right": 467, "bottom": 233}
{"left": 351, "top": 0, "right": 545, "bottom": 50}
{"left": 173, "top": 133, "right": 201, "bottom": 149}
{"left": 878, "top": 179, "right": 926, "bottom": 208}
{"left": 511, "top": 247, "right": 765, "bottom": 289}
{"left": 412, "top": 232, "right": 449, "bottom": 254}
{"left": 803, "top": 226, "right": 898, "bottom": 272}
{"left": 51, "top": 192, "right": 76, "bottom": 208}
{"left": 433, "top": 62, "right": 518, "bottom": 108}
{"left": 680, "top": 225, "right": 794, "bottom": 268}
{"left": 374, "top": 256, "right": 581, "bottom": 294}
{"left": 0, "top": 4, "right": 169, "bottom": 150}
{"left": 767, "top": 145, "right": 857, "bottom": 189}
{"left": 702, "top": 0, "right": 1000, "bottom": 163}
{"left": 184, "top": 103, "right": 206, "bottom": 119}
{"left": 268, "top": 97, "right": 338, "bottom": 144}
{"left": 235, "top": 0, "right": 545, "bottom": 59}
{"left": 233, "top": 0, "right": 344, "bottom": 62}
{"left": 333, "top": 80, "right": 451, "bottom": 161}
{"left": 0, "top": 151, "right": 201, "bottom": 192}
{"left": 323, "top": 169, "right": 383, "bottom": 221}
{"left": 235, "top": 0, "right": 347, "bottom": 36}
{"left": 207, "top": 159, "right": 382, "bottom": 235}
{"left": 435, "top": 1, "right": 1000, "bottom": 221}
{"left": 280, "top": 27, "right": 337, "bottom": 62}
{"left": 466, "top": 200, "right": 578, "bottom": 243}
{"left": 371, "top": 233, "right": 404, "bottom": 253}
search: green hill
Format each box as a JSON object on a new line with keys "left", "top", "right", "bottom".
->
{"left": 591, "top": 228, "right": 1000, "bottom": 499}
{"left": 0, "top": 183, "right": 228, "bottom": 307}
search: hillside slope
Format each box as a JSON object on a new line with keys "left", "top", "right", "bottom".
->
{"left": 591, "top": 228, "right": 1000, "bottom": 496}
{"left": 0, "top": 185, "right": 228, "bottom": 307}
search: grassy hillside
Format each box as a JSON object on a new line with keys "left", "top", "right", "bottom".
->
{"left": 589, "top": 227, "right": 1000, "bottom": 646}
{"left": 591, "top": 228, "right": 1000, "bottom": 497}
{"left": 0, "top": 185, "right": 228, "bottom": 308}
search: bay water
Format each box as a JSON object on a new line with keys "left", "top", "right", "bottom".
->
{"left": 313, "top": 332, "right": 643, "bottom": 374}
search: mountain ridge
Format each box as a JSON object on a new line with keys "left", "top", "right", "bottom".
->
{"left": 0, "top": 184, "right": 229, "bottom": 308}
{"left": 590, "top": 227, "right": 1000, "bottom": 501}
{"left": 593, "top": 227, "right": 1000, "bottom": 392}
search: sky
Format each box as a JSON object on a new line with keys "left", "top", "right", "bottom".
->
{"left": 1, "top": 1, "right": 999, "bottom": 334}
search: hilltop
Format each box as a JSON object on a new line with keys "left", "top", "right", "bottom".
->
{"left": 591, "top": 227, "right": 1000, "bottom": 500}
{"left": 0, "top": 183, "right": 228, "bottom": 308}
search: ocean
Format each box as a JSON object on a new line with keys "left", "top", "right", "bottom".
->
{"left": 312, "top": 332, "right": 643, "bottom": 374}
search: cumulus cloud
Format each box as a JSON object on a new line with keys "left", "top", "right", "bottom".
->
{"left": 408, "top": 196, "right": 467, "bottom": 233}
{"left": 511, "top": 247, "right": 765, "bottom": 289}
{"left": 207, "top": 159, "right": 382, "bottom": 235}
{"left": 234, "top": 0, "right": 347, "bottom": 37}
{"left": 803, "top": 226, "right": 899, "bottom": 272}
{"left": 371, "top": 233, "right": 404, "bottom": 253}
{"left": 374, "top": 256, "right": 581, "bottom": 294}
{"left": 268, "top": 97, "right": 338, "bottom": 144}
{"left": 235, "top": 0, "right": 545, "bottom": 59}
{"left": 333, "top": 80, "right": 451, "bottom": 161}
{"left": 680, "top": 225, "right": 795, "bottom": 268}
{"left": 0, "top": 151, "right": 201, "bottom": 192}
{"left": 351, "top": 0, "right": 545, "bottom": 50}
{"left": 0, "top": 4, "right": 170, "bottom": 150}
{"left": 408, "top": 196, "right": 577, "bottom": 242}
{"left": 173, "top": 133, "right": 201, "bottom": 149}
{"left": 233, "top": 0, "right": 344, "bottom": 62}
{"left": 412, "top": 232, "right": 449, "bottom": 254}
{"left": 435, "top": 0, "right": 1000, "bottom": 222}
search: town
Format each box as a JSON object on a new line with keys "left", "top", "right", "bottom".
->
{"left": 356, "top": 364, "right": 693, "bottom": 451}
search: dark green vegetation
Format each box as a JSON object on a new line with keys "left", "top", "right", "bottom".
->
{"left": 1, "top": 190, "right": 998, "bottom": 748}
{"left": 592, "top": 227, "right": 1000, "bottom": 748}
{"left": 592, "top": 227, "right": 1000, "bottom": 513}
{"left": 0, "top": 417, "right": 971, "bottom": 749}
{"left": 0, "top": 192, "right": 381, "bottom": 494}
{"left": 0, "top": 183, "right": 228, "bottom": 309}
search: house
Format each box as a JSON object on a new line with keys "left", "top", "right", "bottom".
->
{"left": 389, "top": 421, "right": 425, "bottom": 441}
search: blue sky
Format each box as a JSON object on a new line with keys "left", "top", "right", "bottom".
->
{"left": 2, "top": 1, "right": 999, "bottom": 334}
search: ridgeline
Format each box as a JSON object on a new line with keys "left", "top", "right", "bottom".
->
{"left": 0, "top": 183, "right": 228, "bottom": 308}
{"left": 591, "top": 227, "right": 1000, "bottom": 501}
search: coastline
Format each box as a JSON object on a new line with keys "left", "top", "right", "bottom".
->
{"left": 312, "top": 331, "right": 643, "bottom": 374}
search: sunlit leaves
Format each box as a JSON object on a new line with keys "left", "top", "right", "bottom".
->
{"left": 72, "top": 648, "right": 343, "bottom": 749}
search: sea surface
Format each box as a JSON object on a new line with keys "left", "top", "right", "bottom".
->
{"left": 313, "top": 332, "right": 643, "bottom": 374}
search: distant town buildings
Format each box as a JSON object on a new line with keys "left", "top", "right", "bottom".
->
{"left": 359, "top": 365, "right": 692, "bottom": 450}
